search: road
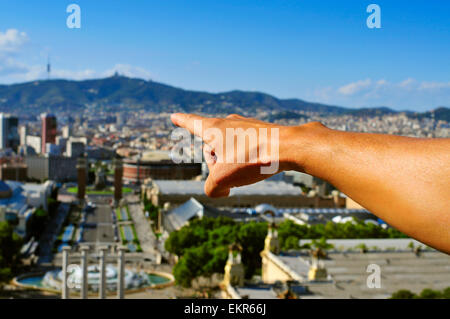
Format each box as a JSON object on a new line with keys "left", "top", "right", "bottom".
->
{"left": 126, "top": 195, "right": 160, "bottom": 261}
{"left": 37, "top": 203, "right": 70, "bottom": 264}
{"left": 82, "top": 195, "right": 115, "bottom": 244}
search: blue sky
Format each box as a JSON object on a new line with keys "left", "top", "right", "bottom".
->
{"left": 0, "top": 0, "right": 449, "bottom": 111}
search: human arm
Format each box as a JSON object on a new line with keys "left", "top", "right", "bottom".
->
{"left": 170, "top": 113, "right": 450, "bottom": 253}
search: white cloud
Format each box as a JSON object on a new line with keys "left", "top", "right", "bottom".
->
{"left": 0, "top": 28, "right": 153, "bottom": 83}
{"left": 308, "top": 78, "right": 450, "bottom": 111}
{"left": 0, "top": 57, "right": 29, "bottom": 76}
{"left": 418, "top": 81, "right": 450, "bottom": 90}
{"left": 0, "top": 29, "right": 28, "bottom": 53}
{"left": 338, "top": 78, "right": 372, "bottom": 95}
{"left": 337, "top": 78, "right": 450, "bottom": 98}
{"left": 399, "top": 78, "right": 416, "bottom": 88}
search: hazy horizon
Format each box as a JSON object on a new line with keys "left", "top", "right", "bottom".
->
{"left": 0, "top": 74, "right": 447, "bottom": 114}
{"left": 0, "top": 0, "right": 449, "bottom": 112}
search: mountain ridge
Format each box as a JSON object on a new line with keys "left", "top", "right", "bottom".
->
{"left": 0, "top": 75, "right": 447, "bottom": 120}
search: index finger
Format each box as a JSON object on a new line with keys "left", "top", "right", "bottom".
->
{"left": 171, "top": 113, "right": 216, "bottom": 137}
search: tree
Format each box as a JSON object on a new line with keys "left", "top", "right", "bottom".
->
{"left": 276, "top": 219, "right": 407, "bottom": 251}
{"left": 390, "top": 289, "right": 416, "bottom": 299}
{"left": 237, "top": 222, "right": 267, "bottom": 278}
{"left": 419, "top": 288, "right": 442, "bottom": 299}
{"left": 284, "top": 236, "right": 301, "bottom": 250}
{"left": 167, "top": 216, "right": 409, "bottom": 289}
{"left": 27, "top": 207, "right": 48, "bottom": 240}
{"left": 168, "top": 217, "right": 266, "bottom": 287}
{"left": 310, "top": 237, "right": 334, "bottom": 260}
{"left": 442, "top": 287, "right": 450, "bottom": 299}
{"left": 390, "top": 287, "right": 450, "bottom": 299}
{"left": 0, "top": 221, "right": 23, "bottom": 285}
{"left": 173, "top": 245, "right": 228, "bottom": 288}
{"left": 355, "top": 243, "right": 368, "bottom": 253}
{"left": 0, "top": 267, "right": 12, "bottom": 284}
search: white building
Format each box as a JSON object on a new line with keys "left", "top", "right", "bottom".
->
{"left": 0, "top": 180, "right": 55, "bottom": 237}
{"left": 26, "top": 135, "right": 42, "bottom": 154}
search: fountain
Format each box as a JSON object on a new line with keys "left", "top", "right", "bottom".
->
{"left": 14, "top": 246, "right": 173, "bottom": 297}
{"left": 44, "top": 264, "right": 152, "bottom": 292}
{"left": 14, "top": 265, "right": 173, "bottom": 295}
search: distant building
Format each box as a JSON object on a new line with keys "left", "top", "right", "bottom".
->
{"left": 0, "top": 180, "right": 55, "bottom": 237}
{"left": 283, "top": 171, "right": 335, "bottom": 195}
{"left": 41, "top": 113, "right": 57, "bottom": 154}
{"left": 66, "top": 139, "right": 85, "bottom": 158}
{"left": 284, "top": 207, "right": 374, "bottom": 225}
{"left": 283, "top": 171, "right": 314, "bottom": 187}
{"left": 220, "top": 230, "right": 314, "bottom": 299}
{"left": 19, "top": 124, "right": 28, "bottom": 146}
{"left": 61, "top": 125, "right": 71, "bottom": 139}
{"left": 85, "top": 146, "right": 115, "bottom": 160}
{"left": 116, "top": 113, "right": 125, "bottom": 126}
{"left": 0, "top": 113, "right": 19, "bottom": 151}
{"left": 26, "top": 135, "right": 42, "bottom": 154}
{"left": 221, "top": 229, "right": 450, "bottom": 299}
{"left": 45, "top": 143, "right": 61, "bottom": 156}
{"left": 0, "top": 162, "right": 27, "bottom": 182}
{"left": 25, "top": 155, "right": 77, "bottom": 182}
{"left": 145, "top": 180, "right": 344, "bottom": 209}
{"left": 123, "top": 150, "right": 202, "bottom": 182}
{"left": 162, "top": 197, "right": 262, "bottom": 233}
{"left": 56, "top": 136, "right": 67, "bottom": 154}
{"left": 18, "top": 144, "right": 37, "bottom": 157}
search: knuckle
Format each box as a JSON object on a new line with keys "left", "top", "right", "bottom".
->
{"left": 209, "top": 118, "right": 222, "bottom": 128}
{"left": 305, "top": 121, "right": 326, "bottom": 129}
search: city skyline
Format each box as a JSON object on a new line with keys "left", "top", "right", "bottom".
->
{"left": 0, "top": 0, "right": 448, "bottom": 111}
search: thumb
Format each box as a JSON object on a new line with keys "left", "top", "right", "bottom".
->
{"left": 204, "top": 173, "right": 230, "bottom": 198}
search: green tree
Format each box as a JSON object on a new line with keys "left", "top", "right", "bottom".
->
{"left": 168, "top": 217, "right": 266, "bottom": 286}
{"left": 390, "top": 289, "right": 417, "bottom": 299}
{"left": 442, "top": 287, "right": 450, "bottom": 299}
{"left": 0, "top": 221, "right": 23, "bottom": 285}
{"left": 355, "top": 243, "right": 369, "bottom": 253}
{"left": 173, "top": 245, "right": 228, "bottom": 288}
{"left": 237, "top": 222, "right": 267, "bottom": 278}
{"left": 284, "top": 236, "right": 301, "bottom": 250}
{"left": 275, "top": 219, "right": 407, "bottom": 251}
{"left": 419, "top": 288, "right": 442, "bottom": 299}
{"left": 311, "top": 237, "right": 334, "bottom": 251}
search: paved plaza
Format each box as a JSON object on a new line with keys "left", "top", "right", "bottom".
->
{"left": 302, "top": 251, "right": 450, "bottom": 298}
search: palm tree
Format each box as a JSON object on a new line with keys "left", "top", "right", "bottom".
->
{"left": 355, "top": 243, "right": 368, "bottom": 254}
{"left": 310, "top": 237, "right": 334, "bottom": 260}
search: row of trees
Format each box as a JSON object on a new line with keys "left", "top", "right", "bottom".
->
{"left": 391, "top": 287, "right": 450, "bottom": 299}
{"left": 165, "top": 217, "right": 267, "bottom": 287}
{"left": 278, "top": 219, "right": 407, "bottom": 250}
{"left": 26, "top": 196, "right": 60, "bottom": 242}
{"left": 0, "top": 222, "right": 23, "bottom": 286}
{"left": 142, "top": 192, "right": 160, "bottom": 235}
{"left": 165, "top": 217, "right": 408, "bottom": 287}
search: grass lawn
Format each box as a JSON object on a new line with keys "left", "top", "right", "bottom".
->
{"left": 119, "top": 225, "right": 126, "bottom": 243}
{"left": 125, "top": 205, "right": 132, "bottom": 220}
{"left": 67, "top": 186, "right": 132, "bottom": 195}
{"left": 115, "top": 207, "right": 122, "bottom": 220}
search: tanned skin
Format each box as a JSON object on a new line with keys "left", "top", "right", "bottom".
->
{"left": 171, "top": 113, "right": 450, "bottom": 254}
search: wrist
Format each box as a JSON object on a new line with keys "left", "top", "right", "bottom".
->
{"left": 280, "top": 122, "right": 330, "bottom": 173}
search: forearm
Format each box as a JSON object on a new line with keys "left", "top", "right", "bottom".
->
{"left": 171, "top": 113, "right": 450, "bottom": 253}
{"left": 286, "top": 123, "right": 450, "bottom": 253}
